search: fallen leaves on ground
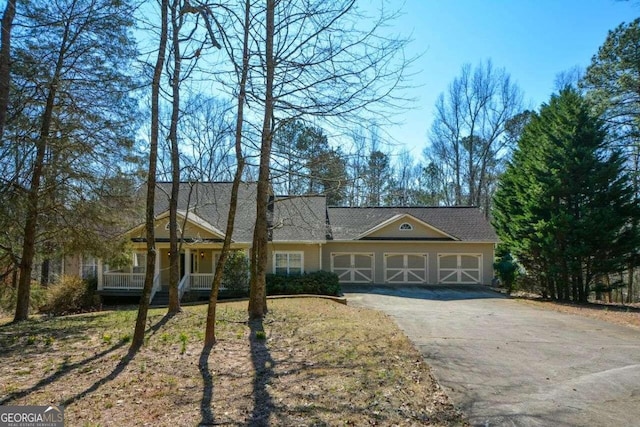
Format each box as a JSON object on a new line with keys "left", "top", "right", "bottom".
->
{"left": 0, "top": 299, "right": 465, "bottom": 426}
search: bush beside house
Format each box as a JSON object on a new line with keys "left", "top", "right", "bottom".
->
{"left": 39, "top": 275, "right": 101, "bottom": 316}
{"left": 266, "top": 271, "right": 341, "bottom": 296}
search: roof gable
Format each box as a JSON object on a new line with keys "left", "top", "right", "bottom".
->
{"left": 327, "top": 207, "right": 498, "bottom": 242}
{"left": 124, "top": 210, "right": 227, "bottom": 241}
{"left": 358, "top": 213, "right": 457, "bottom": 240}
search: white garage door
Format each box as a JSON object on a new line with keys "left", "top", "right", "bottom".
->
{"left": 331, "top": 253, "right": 374, "bottom": 283}
{"left": 384, "top": 253, "right": 427, "bottom": 284}
{"left": 438, "top": 254, "right": 482, "bottom": 284}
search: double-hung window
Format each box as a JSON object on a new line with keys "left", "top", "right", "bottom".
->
{"left": 274, "top": 252, "right": 303, "bottom": 275}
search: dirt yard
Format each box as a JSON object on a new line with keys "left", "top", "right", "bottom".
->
{"left": 0, "top": 298, "right": 465, "bottom": 426}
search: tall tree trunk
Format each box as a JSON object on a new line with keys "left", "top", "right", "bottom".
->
{"left": 204, "top": 0, "right": 250, "bottom": 347}
{"left": 14, "top": 15, "right": 68, "bottom": 321}
{"left": 248, "top": 0, "right": 274, "bottom": 320}
{"left": 167, "top": 0, "right": 182, "bottom": 314}
{"left": 131, "top": 0, "right": 169, "bottom": 349}
{"left": 0, "top": 0, "right": 16, "bottom": 140}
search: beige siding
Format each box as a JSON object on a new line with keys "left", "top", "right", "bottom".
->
{"left": 63, "top": 255, "right": 81, "bottom": 277}
{"left": 366, "top": 218, "right": 450, "bottom": 239}
{"left": 127, "top": 219, "right": 221, "bottom": 241}
{"left": 267, "top": 243, "right": 322, "bottom": 274}
{"left": 323, "top": 241, "right": 495, "bottom": 285}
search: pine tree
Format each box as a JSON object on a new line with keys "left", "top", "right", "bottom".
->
{"left": 493, "top": 88, "right": 640, "bottom": 302}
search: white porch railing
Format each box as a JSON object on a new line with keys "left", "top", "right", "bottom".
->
{"left": 189, "top": 273, "right": 215, "bottom": 290}
{"left": 150, "top": 273, "right": 161, "bottom": 303}
{"left": 103, "top": 273, "right": 145, "bottom": 290}
{"left": 178, "top": 274, "right": 189, "bottom": 300}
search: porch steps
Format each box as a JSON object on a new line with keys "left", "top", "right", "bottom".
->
{"left": 151, "top": 290, "right": 170, "bottom": 306}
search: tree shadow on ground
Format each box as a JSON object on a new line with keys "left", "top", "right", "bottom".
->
{"left": 343, "top": 284, "right": 504, "bottom": 301}
{"left": 0, "top": 312, "right": 176, "bottom": 406}
{"left": 198, "top": 344, "right": 215, "bottom": 426}
{"left": 248, "top": 319, "right": 275, "bottom": 426}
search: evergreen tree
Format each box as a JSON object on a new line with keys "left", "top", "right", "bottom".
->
{"left": 4, "top": 0, "right": 140, "bottom": 321}
{"left": 493, "top": 88, "right": 640, "bottom": 302}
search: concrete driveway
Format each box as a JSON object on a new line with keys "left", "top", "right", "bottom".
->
{"left": 344, "top": 285, "right": 640, "bottom": 427}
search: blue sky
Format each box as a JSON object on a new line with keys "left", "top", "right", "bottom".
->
{"left": 387, "top": 0, "right": 638, "bottom": 156}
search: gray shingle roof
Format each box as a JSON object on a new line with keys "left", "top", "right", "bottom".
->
{"left": 136, "top": 182, "right": 497, "bottom": 243}
{"left": 326, "top": 207, "right": 498, "bottom": 242}
{"left": 271, "top": 196, "right": 327, "bottom": 241}
{"left": 154, "top": 182, "right": 258, "bottom": 242}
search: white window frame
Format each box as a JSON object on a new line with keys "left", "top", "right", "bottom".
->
{"left": 191, "top": 252, "right": 200, "bottom": 273}
{"left": 80, "top": 255, "right": 98, "bottom": 279}
{"left": 164, "top": 221, "right": 182, "bottom": 233}
{"left": 273, "top": 251, "right": 304, "bottom": 275}
{"left": 399, "top": 222, "right": 413, "bottom": 231}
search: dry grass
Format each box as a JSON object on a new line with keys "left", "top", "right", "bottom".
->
{"left": 0, "top": 299, "right": 464, "bottom": 426}
{"left": 517, "top": 299, "right": 640, "bottom": 330}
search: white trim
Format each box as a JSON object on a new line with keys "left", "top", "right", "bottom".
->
{"left": 123, "top": 209, "right": 227, "bottom": 240}
{"left": 383, "top": 253, "right": 428, "bottom": 284}
{"left": 355, "top": 213, "right": 459, "bottom": 241}
{"left": 437, "top": 253, "right": 483, "bottom": 284}
{"left": 399, "top": 222, "right": 413, "bottom": 231}
{"left": 271, "top": 240, "right": 328, "bottom": 244}
{"left": 273, "top": 251, "right": 304, "bottom": 275}
{"left": 328, "top": 239, "right": 497, "bottom": 244}
{"left": 330, "top": 252, "right": 374, "bottom": 283}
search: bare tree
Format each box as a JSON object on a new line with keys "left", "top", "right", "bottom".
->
{"left": 248, "top": 0, "right": 275, "bottom": 319}
{"left": 426, "top": 60, "right": 523, "bottom": 210}
{"left": 132, "top": 0, "right": 169, "bottom": 349}
{"left": 181, "top": 95, "right": 235, "bottom": 181}
{"left": 204, "top": 0, "right": 251, "bottom": 346}
{"left": 167, "top": 0, "right": 184, "bottom": 314}
{"left": 197, "top": 0, "right": 410, "bottom": 320}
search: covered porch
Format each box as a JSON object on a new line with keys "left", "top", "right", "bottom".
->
{"left": 98, "top": 245, "right": 237, "bottom": 301}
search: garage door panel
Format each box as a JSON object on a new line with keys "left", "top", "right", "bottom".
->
{"left": 438, "top": 254, "right": 482, "bottom": 284}
{"left": 461, "top": 255, "right": 479, "bottom": 269}
{"left": 331, "top": 253, "right": 373, "bottom": 283}
{"left": 386, "top": 255, "right": 404, "bottom": 269}
{"left": 461, "top": 270, "right": 481, "bottom": 282}
{"left": 384, "top": 254, "right": 427, "bottom": 284}
{"left": 440, "top": 256, "right": 457, "bottom": 269}
{"left": 407, "top": 255, "right": 425, "bottom": 269}
{"left": 333, "top": 254, "right": 350, "bottom": 269}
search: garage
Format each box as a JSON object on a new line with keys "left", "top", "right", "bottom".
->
{"left": 438, "top": 253, "right": 482, "bottom": 284}
{"left": 384, "top": 253, "right": 427, "bottom": 284}
{"left": 331, "top": 253, "right": 374, "bottom": 283}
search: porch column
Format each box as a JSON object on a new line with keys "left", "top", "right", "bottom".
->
{"left": 185, "top": 248, "right": 191, "bottom": 276}
{"left": 154, "top": 249, "right": 160, "bottom": 278}
{"left": 97, "top": 259, "right": 103, "bottom": 290}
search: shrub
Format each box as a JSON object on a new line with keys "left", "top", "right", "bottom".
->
{"left": 0, "top": 281, "right": 47, "bottom": 315}
{"left": 266, "top": 271, "right": 341, "bottom": 296}
{"left": 222, "top": 251, "right": 250, "bottom": 290}
{"left": 220, "top": 251, "right": 250, "bottom": 298}
{"left": 39, "top": 275, "right": 101, "bottom": 316}
{"left": 493, "top": 250, "right": 520, "bottom": 293}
